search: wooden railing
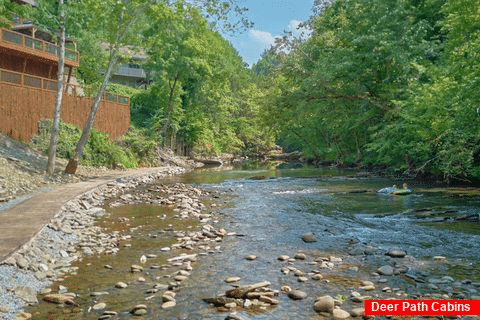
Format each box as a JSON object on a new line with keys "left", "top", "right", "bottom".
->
{"left": 0, "top": 68, "right": 129, "bottom": 105}
{"left": 0, "top": 28, "right": 80, "bottom": 65}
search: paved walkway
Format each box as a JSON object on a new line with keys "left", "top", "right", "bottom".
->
{"left": 0, "top": 167, "right": 171, "bottom": 261}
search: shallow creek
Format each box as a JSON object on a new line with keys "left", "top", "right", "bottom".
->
{"left": 27, "top": 164, "right": 480, "bottom": 319}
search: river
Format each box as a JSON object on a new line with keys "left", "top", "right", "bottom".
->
{"left": 27, "top": 163, "right": 480, "bottom": 319}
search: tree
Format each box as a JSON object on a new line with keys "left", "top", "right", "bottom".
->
{"left": 64, "top": 0, "right": 153, "bottom": 174}
{"left": 265, "top": 0, "right": 446, "bottom": 164}
{"left": 63, "top": 0, "right": 251, "bottom": 173}
{"left": 46, "top": 0, "right": 65, "bottom": 175}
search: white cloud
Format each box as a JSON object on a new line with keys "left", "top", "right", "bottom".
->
{"left": 287, "top": 19, "right": 303, "bottom": 32}
{"left": 249, "top": 29, "right": 279, "bottom": 47}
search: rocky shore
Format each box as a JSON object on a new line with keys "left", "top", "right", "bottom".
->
{"left": 0, "top": 167, "right": 196, "bottom": 320}
{"left": 2, "top": 158, "right": 480, "bottom": 319}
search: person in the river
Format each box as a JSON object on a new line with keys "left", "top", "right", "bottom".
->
{"left": 377, "top": 184, "right": 398, "bottom": 194}
{"left": 391, "top": 183, "right": 414, "bottom": 195}
{"left": 402, "top": 183, "right": 413, "bottom": 193}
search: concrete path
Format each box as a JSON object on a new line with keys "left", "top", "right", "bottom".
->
{"left": 0, "top": 167, "right": 171, "bottom": 261}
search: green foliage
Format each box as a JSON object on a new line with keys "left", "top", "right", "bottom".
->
{"left": 32, "top": 120, "right": 81, "bottom": 160}
{"left": 0, "top": 0, "right": 31, "bottom": 28}
{"left": 261, "top": 0, "right": 455, "bottom": 173}
{"left": 122, "top": 126, "right": 159, "bottom": 166}
{"left": 132, "top": 3, "right": 274, "bottom": 157}
{"left": 32, "top": 120, "right": 140, "bottom": 168}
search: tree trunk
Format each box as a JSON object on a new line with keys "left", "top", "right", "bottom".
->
{"left": 161, "top": 75, "right": 179, "bottom": 147}
{"left": 46, "top": 0, "right": 65, "bottom": 175}
{"left": 65, "top": 50, "right": 118, "bottom": 174}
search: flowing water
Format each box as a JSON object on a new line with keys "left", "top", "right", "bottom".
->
{"left": 168, "top": 163, "right": 480, "bottom": 319}
{"left": 28, "top": 163, "right": 480, "bottom": 319}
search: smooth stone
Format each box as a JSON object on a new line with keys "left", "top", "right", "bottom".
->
{"left": 385, "top": 249, "right": 406, "bottom": 258}
{"left": 313, "top": 295, "right": 335, "bottom": 313}
{"left": 225, "top": 277, "right": 241, "bottom": 283}
{"left": 350, "top": 307, "right": 365, "bottom": 317}
{"left": 93, "top": 303, "right": 106, "bottom": 310}
{"left": 301, "top": 232, "right": 317, "bottom": 243}
{"left": 14, "top": 287, "right": 38, "bottom": 304}
{"left": 294, "top": 253, "right": 307, "bottom": 260}
{"left": 226, "top": 313, "right": 248, "bottom": 320}
{"left": 281, "top": 286, "right": 292, "bottom": 293}
{"left": 298, "top": 276, "right": 309, "bottom": 282}
{"left": 162, "top": 294, "right": 175, "bottom": 302}
{"left": 42, "top": 294, "right": 74, "bottom": 304}
{"left": 115, "top": 282, "right": 128, "bottom": 289}
{"left": 130, "top": 304, "right": 147, "bottom": 314}
{"left": 174, "top": 275, "right": 188, "bottom": 282}
{"left": 245, "top": 255, "right": 257, "bottom": 260}
{"left": 132, "top": 308, "right": 147, "bottom": 316}
{"left": 333, "top": 308, "right": 351, "bottom": 319}
{"left": 225, "top": 302, "right": 237, "bottom": 309}
{"left": 16, "top": 257, "right": 29, "bottom": 269}
{"left": 287, "top": 289, "right": 307, "bottom": 300}
{"left": 161, "top": 301, "right": 176, "bottom": 309}
{"left": 278, "top": 255, "right": 290, "bottom": 261}
{"left": 312, "top": 274, "right": 323, "bottom": 280}
{"left": 377, "top": 265, "right": 394, "bottom": 276}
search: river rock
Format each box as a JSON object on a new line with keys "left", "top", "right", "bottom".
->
{"left": 225, "top": 277, "right": 241, "bottom": 283}
{"left": 115, "top": 282, "right": 128, "bottom": 289}
{"left": 377, "top": 265, "right": 394, "bottom": 276}
{"left": 333, "top": 308, "right": 351, "bottom": 319}
{"left": 15, "top": 256, "right": 29, "bottom": 269}
{"left": 294, "top": 252, "right": 306, "bottom": 260}
{"left": 245, "top": 255, "right": 257, "bottom": 261}
{"left": 42, "top": 294, "right": 75, "bottom": 305}
{"left": 281, "top": 286, "right": 292, "bottom": 293}
{"left": 162, "top": 294, "right": 175, "bottom": 303}
{"left": 14, "top": 287, "right": 38, "bottom": 304}
{"left": 312, "top": 274, "right": 323, "bottom": 280}
{"left": 386, "top": 249, "right": 406, "bottom": 258}
{"left": 93, "top": 302, "right": 106, "bottom": 310}
{"left": 225, "top": 302, "right": 237, "bottom": 309}
{"left": 287, "top": 289, "right": 307, "bottom": 300}
{"left": 350, "top": 307, "right": 365, "bottom": 317}
{"left": 130, "top": 304, "right": 147, "bottom": 315}
{"left": 314, "top": 295, "right": 335, "bottom": 313}
{"left": 226, "top": 313, "right": 248, "bottom": 320}
{"left": 131, "top": 265, "right": 143, "bottom": 272}
{"left": 162, "top": 301, "right": 176, "bottom": 309}
{"left": 278, "top": 255, "right": 289, "bottom": 261}
{"left": 301, "top": 233, "right": 317, "bottom": 243}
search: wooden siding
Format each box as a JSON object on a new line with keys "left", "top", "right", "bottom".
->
{"left": 0, "top": 69, "right": 130, "bottom": 143}
{"left": 0, "top": 28, "right": 79, "bottom": 68}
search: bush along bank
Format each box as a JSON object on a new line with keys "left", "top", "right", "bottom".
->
{"left": 32, "top": 120, "right": 159, "bottom": 169}
{"left": 0, "top": 166, "right": 232, "bottom": 319}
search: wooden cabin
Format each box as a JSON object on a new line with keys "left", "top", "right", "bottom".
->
{"left": 0, "top": 0, "right": 131, "bottom": 143}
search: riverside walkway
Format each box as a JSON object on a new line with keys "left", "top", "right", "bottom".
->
{"left": 0, "top": 167, "right": 171, "bottom": 262}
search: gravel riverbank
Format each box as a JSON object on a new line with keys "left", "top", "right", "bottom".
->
{"left": 0, "top": 167, "right": 188, "bottom": 320}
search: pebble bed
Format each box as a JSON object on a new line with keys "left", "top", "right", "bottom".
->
{"left": 0, "top": 167, "right": 186, "bottom": 320}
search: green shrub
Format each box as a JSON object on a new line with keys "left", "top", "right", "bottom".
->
{"left": 122, "top": 126, "right": 159, "bottom": 166}
{"left": 31, "top": 119, "right": 146, "bottom": 168}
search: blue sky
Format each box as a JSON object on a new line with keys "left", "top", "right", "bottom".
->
{"left": 223, "top": 0, "right": 315, "bottom": 67}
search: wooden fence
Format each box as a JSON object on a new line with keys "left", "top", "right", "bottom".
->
{"left": 0, "top": 68, "right": 130, "bottom": 143}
